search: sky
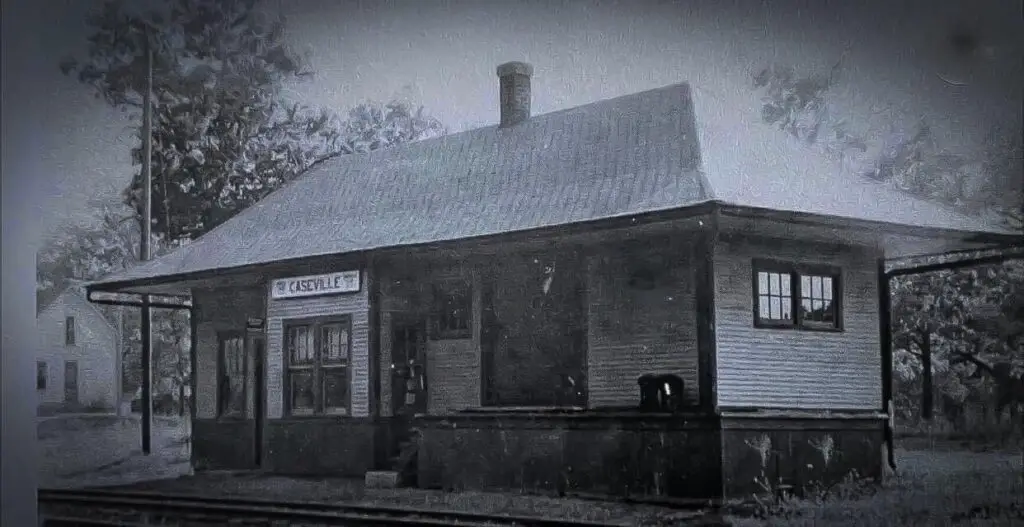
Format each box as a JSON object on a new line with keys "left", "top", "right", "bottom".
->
{"left": 3, "top": 0, "right": 1022, "bottom": 243}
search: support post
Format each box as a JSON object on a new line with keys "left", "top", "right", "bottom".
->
{"left": 921, "top": 331, "right": 933, "bottom": 421}
{"left": 877, "top": 258, "right": 896, "bottom": 471}
{"left": 140, "top": 30, "right": 154, "bottom": 456}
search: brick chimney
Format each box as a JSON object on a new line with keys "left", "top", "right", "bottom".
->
{"left": 497, "top": 61, "right": 532, "bottom": 127}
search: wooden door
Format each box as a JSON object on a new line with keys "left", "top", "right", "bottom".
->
{"left": 63, "top": 360, "right": 79, "bottom": 404}
{"left": 390, "top": 319, "right": 428, "bottom": 417}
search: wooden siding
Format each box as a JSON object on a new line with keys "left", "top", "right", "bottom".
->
{"left": 586, "top": 238, "right": 700, "bottom": 407}
{"left": 193, "top": 287, "right": 266, "bottom": 419}
{"left": 36, "top": 290, "right": 120, "bottom": 409}
{"left": 713, "top": 236, "right": 882, "bottom": 410}
{"left": 265, "top": 275, "right": 370, "bottom": 418}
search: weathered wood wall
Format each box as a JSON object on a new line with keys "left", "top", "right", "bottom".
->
{"left": 713, "top": 235, "right": 883, "bottom": 410}
{"left": 586, "top": 237, "right": 701, "bottom": 407}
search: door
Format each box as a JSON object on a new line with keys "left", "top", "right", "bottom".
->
{"left": 247, "top": 332, "right": 266, "bottom": 468}
{"left": 391, "top": 318, "right": 428, "bottom": 417}
{"left": 63, "top": 360, "right": 79, "bottom": 404}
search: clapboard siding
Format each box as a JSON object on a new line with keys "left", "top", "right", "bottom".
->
{"left": 266, "top": 276, "right": 370, "bottom": 419}
{"left": 713, "top": 236, "right": 882, "bottom": 410}
{"left": 36, "top": 289, "right": 120, "bottom": 410}
{"left": 587, "top": 238, "right": 700, "bottom": 408}
{"left": 193, "top": 287, "right": 266, "bottom": 419}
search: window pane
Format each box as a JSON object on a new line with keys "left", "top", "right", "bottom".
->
{"left": 780, "top": 273, "right": 791, "bottom": 296}
{"left": 781, "top": 295, "right": 792, "bottom": 319}
{"left": 770, "top": 296, "right": 781, "bottom": 319}
{"left": 322, "top": 367, "right": 348, "bottom": 410}
{"left": 289, "top": 326, "right": 312, "bottom": 363}
{"left": 759, "top": 295, "right": 771, "bottom": 318}
{"left": 822, "top": 277, "right": 833, "bottom": 300}
{"left": 769, "top": 273, "right": 779, "bottom": 295}
{"left": 820, "top": 299, "right": 835, "bottom": 322}
{"left": 758, "top": 272, "right": 768, "bottom": 295}
{"left": 289, "top": 371, "right": 315, "bottom": 411}
{"left": 321, "top": 324, "right": 348, "bottom": 363}
{"left": 813, "top": 277, "right": 823, "bottom": 299}
{"left": 801, "top": 275, "right": 810, "bottom": 299}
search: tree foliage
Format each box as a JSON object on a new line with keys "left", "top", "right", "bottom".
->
{"left": 62, "top": 0, "right": 445, "bottom": 243}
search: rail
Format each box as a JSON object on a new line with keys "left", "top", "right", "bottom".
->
{"left": 38, "top": 488, "right": 627, "bottom": 527}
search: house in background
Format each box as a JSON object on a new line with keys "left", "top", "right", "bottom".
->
{"left": 87, "top": 62, "right": 1017, "bottom": 501}
{"left": 37, "top": 285, "right": 121, "bottom": 414}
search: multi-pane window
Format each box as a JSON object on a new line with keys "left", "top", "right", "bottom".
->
{"left": 65, "top": 316, "right": 76, "bottom": 346}
{"left": 433, "top": 282, "right": 472, "bottom": 340}
{"left": 285, "top": 317, "right": 351, "bottom": 416}
{"left": 37, "top": 361, "right": 47, "bottom": 390}
{"left": 753, "top": 260, "right": 841, "bottom": 330}
{"left": 218, "top": 332, "right": 246, "bottom": 417}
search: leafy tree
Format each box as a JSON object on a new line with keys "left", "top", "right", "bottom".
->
{"left": 62, "top": 0, "right": 445, "bottom": 243}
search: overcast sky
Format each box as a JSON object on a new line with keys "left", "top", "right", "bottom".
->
{"left": 4, "top": 0, "right": 1022, "bottom": 243}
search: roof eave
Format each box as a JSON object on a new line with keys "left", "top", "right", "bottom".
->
{"left": 716, "top": 203, "right": 1020, "bottom": 244}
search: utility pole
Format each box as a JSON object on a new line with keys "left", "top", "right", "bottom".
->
{"left": 140, "top": 28, "right": 154, "bottom": 456}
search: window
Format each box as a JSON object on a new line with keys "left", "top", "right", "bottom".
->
{"left": 65, "top": 316, "right": 76, "bottom": 346}
{"left": 284, "top": 317, "right": 351, "bottom": 416}
{"left": 37, "top": 361, "right": 47, "bottom": 390}
{"left": 218, "top": 332, "right": 246, "bottom": 417}
{"left": 753, "top": 260, "right": 841, "bottom": 330}
{"left": 433, "top": 281, "right": 472, "bottom": 340}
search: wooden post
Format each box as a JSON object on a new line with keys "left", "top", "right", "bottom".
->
{"left": 140, "top": 31, "right": 154, "bottom": 456}
{"left": 921, "top": 330, "right": 933, "bottom": 421}
{"left": 877, "top": 258, "right": 896, "bottom": 471}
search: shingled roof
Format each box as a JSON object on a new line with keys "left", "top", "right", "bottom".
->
{"left": 92, "top": 80, "right": 1013, "bottom": 289}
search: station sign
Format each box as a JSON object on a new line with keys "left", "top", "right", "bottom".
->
{"left": 271, "top": 270, "right": 361, "bottom": 300}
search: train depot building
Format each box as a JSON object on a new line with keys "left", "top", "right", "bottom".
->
{"left": 88, "top": 62, "right": 1016, "bottom": 503}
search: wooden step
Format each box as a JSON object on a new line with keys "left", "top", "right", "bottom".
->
{"left": 365, "top": 471, "right": 400, "bottom": 489}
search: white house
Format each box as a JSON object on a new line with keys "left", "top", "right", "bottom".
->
{"left": 36, "top": 285, "right": 121, "bottom": 413}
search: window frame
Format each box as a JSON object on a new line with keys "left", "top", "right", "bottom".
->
{"left": 283, "top": 315, "right": 352, "bottom": 417}
{"left": 432, "top": 280, "right": 473, "bottom": 340}
{"left": 751, "top": 259, "right": 843, "bottom": 332}
{"left": 217, "top": 330, "right": 247, "bottom": 419}
{"left": 37, "top": 361, "right": 47, "bottom": 390}
{"left": 65, "top": 316, "right": 76, "bottom": 346}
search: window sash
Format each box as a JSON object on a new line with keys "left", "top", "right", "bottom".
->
{"left": 37, "top": 361, "right": 47, "bottom": 390}
{"left": 433, "top": 281, "right": 473, "bottom": 339}
{"left": 284, "top": 317, "right": 352, "bottom": 416}
{"left": 753, "top": 260, "right": 841, "bottom": 330}
{"left": 218, "top": 333, "right": 246, "bottom": 418}
{"left": 65, "top": 317, "right": 76, "bottom": 346}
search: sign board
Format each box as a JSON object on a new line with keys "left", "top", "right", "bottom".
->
{"left": 271, "top": 270, "right": 361, "bottom": 300}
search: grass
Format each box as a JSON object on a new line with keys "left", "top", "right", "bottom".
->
{"left": 728, "top": 440, "right": 1024, "bottom": 527}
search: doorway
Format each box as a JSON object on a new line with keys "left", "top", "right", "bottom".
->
{"left": 246, "top": 331, "right": 266, "bottom": 468}
{"left": 388, "top": 316, "right": 427, "bottom": 479}
{"left": 391, "top": 317, "right": 427, "bottom": 417}
{"left": 63, "top": 360, "right": 79, "bottom": 404}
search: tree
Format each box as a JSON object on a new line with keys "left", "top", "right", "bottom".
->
{"left": 62, "top": 0, "right": 445, "bottom": 243}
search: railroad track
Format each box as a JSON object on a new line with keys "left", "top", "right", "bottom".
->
{"left": 38, "top": 488, "right": 628, "bottom": 526}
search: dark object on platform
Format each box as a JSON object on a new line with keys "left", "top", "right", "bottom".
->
{"left": 638, "top": 374, "right": 686, "bottom": 412}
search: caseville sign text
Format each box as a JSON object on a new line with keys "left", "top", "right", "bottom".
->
{"left": 271, "top": 270, "right": 361, "bottom": 300}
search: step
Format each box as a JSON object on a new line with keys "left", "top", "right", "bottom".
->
{"left": 364, "top": 470, "right": 400, "bottom": 489}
